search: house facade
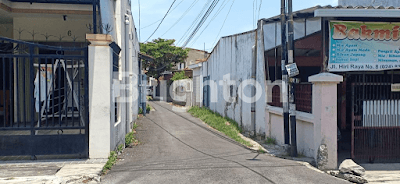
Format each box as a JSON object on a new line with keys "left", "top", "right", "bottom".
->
{"left": 0, "top": 0, "right": 141, "bottom": 159}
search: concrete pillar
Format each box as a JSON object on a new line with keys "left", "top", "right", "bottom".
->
{"left": 160, "top": 80, "right": 167, "bottom": 102}
{"left": 87, "top": 34, "right": 113, "bottom": 159}
{"left": 309, "top": 73, "right": 343, "bottom": 169}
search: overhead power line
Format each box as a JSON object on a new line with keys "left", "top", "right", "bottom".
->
{"left": 181, "top": 0, "right": 221, "bottom": 48}
{"left": 144, "top": 0, "right": 177, "bottom": 42}
{"left": 141, "top": 19, "right": 161, "bottom": 30}
{"left": 161, "top": 0, "right": 200, "bottom": 37}
{"left": 138, "top": 0, "right": 141, "bottom": 41}
{"left": 211, "top": 0, "right": 235, "bottom": 47}
{"left": 257, "top": 0, "right": 263, "bottom": 23}
{"left": 253, "top": 0, "right": 256, "bottom": 28}
{"left": 140, "top": 0, "right": 186, "bottom": 30}
{"left": 177, "top": 0, "right": 213, "bottom": 45}
{"left": 189, "top": 0, "right": 230, "bottom": 47}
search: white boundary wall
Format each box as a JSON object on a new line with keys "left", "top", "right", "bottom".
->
{"left": 265, "top": 73, "right": 343, "bottom": 169}
{"left": 200, "top": 29, "right": 266, "bottom": 135}
{"left": 87, "top": 0, "right": 140, "bottom": 159}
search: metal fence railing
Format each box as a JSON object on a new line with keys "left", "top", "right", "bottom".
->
{"left": 295, "top": 83, "right": 312, "bottom": 113}
{"left": 351, "top": 73, "right": 400, "bottom": 161}
{"left": 0, "top": 36, "right": 89, "bottom": 157}
{"left": 268, "top": 83, "right": 312, "bottom": 113}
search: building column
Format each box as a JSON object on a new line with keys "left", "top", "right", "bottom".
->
{"left": 87, "top": 34, "right": 113, "bottom": 159}
{"left": 309, "top": 72, "right": 343, "bottom": 170}
{"left": 160, "top": 80, "right": 167, "bottom": 102}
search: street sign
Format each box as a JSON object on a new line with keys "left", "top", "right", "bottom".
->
{"left": 285, "top": 63, "right": 299, "bottom": 78}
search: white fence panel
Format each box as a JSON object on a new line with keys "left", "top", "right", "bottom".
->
{"left": 363, "top": 100, "right": 400, "bottom": 127}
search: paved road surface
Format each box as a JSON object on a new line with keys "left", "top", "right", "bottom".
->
{"left": 102, "top": 101, "right": 348, "bottom": 184}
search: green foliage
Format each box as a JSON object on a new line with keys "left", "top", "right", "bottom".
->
{"left": 188, "top": 106, "right": 252, "bottom": 147}
{"left": 125, "top": 123, "right": 139, "bottom": 146}
{"left": 139, "top": 105, "right": 151, "bottom": 114}
{"left": 125, "top": 131, "right": 135, "bottom": 146}
{"left": 140, "top": 38, "right": 189, "bottom": 78}
{"left": 103, "top": 123, "right": 141, "bottom": 174}
{"left": 146, "top": 104, "right": 151, "bottom": 112}
{"left": 139, "top": 107, "right": 143, "bottom": 114}
{"left": 265, "top": 137, "right": 277, "bottom": 145}
{"left": 117, "top": 144, "right": 124, "bottom": 153}
{"left": 171, "top": 71, "right": 188, "bottom": 81}
{"left": 258, "top": 147, "right": 266, "bottom": 153}
{"left": 102, "top": 151, "right": 117, "bottom": 174}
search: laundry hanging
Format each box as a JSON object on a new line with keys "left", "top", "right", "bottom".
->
{"left": 34, "top": 66, "right": 54, "bottom": 112}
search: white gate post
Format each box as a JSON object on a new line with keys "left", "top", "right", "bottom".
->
{"left": 309, "top": 73, "right": 343, "bottom": 170}
{"left": 87, "top": 34, "right": 113, "bottom": 159}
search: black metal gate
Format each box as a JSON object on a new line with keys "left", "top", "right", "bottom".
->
{"left": 0, "top": 37, "right": 89, "bottom": 158}
{"left": 350, "top": 72, "right": 400, "bottom": 161}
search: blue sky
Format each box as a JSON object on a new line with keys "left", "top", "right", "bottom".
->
{"left": 132, "top": 0, "right": 338, "bottom": 52}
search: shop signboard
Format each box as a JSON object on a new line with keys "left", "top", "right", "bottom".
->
{"left": 328, "top": 21, "right": 400, "bottom": 71}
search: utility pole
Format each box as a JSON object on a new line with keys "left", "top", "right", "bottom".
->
{"left": 287, "top": 0, "right": 297, "bottom": 157}
{"left": 280, "top": 0, "right": 290, "bottom": 145}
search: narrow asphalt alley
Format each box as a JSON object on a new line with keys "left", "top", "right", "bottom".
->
{"left": 101, "top": 101, "right": 348, "bottom": 184}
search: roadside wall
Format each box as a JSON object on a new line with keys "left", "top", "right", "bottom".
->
{"left": 265, "top": 105, "right": 315, "bottom": 158}
{"left": 192, "top": 67, "right": 202, "bottom": 107}
{"left": 88, "top": 0, "right": 140, "bottom": 158}
{"left": 201, "top": 29, "right": 266, "bottom": 135}
{"left": 171, "top": 79, "right": 193, "bottom": 107}
{"left": 265, "top": 73, "right": 343, "bottom": 169}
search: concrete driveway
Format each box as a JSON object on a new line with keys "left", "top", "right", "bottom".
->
{"left": 101, "top": 101, "right": 349, "bottom": 184}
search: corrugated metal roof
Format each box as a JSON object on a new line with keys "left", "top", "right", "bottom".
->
{"left": 261, "top": 5, "right": 400, "bottom": 22}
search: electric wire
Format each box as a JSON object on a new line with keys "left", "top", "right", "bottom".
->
{"left": 141, "top": 19, "right": 161, "bottom": 30}
{"left": 181, "top": 0, "right": 221, "bottom": 48}
{"left": 211, "top": 0, "right": 235, "bottom": 48}
{"left": 138, "top": 0, "right": 141, "bottom": 41}
{"left": 177, "top": 0, "right": 213, "bottom": 45}
{"left": 140, "top": 0, "right": 186, "bottom": 30}
{"left": 189, "top": 0, "right": 230, "bottom": 47}
{"left": 253, "top": 0, "right": 256, "bottom": 29}
{"left": 144, "top": 0, "right": 177, "bottom": 42}
{"left": 176, "top": 0, "right": 213, "bottom": 46}
{"left": 161, "top": 0, "right": 201, "bottom": 37}
{"left": 257, "top": 0, "right": 263, "bottom": 22}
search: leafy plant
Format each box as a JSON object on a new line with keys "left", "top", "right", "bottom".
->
{"left": 171, "top": 71, "right": 188, "bottom": 81}
{"left": 188, "top": 106, "right": 252, "bottom": 147}
{"left": 125, "top": 132, "right": 134, "bottom": 146}
{"left": 102, "top": 151, "right": 117, "bottom": 174}
{"left": 146, "top": 104, "right": 151, "bottom": 112}
{"left": 139, "top": 107, "right": 143, "bottom": 114}
{"left": 117, "top": 144, "right": 124, "bottom": 153}
{"left": 258, "top": 147, "right": 266, "bottom": 153}
{"left": 125, "top": 123, "right": 139, "bottom": 146}
{"left": 265, "top": 137, "right": 277, "bottom": 145}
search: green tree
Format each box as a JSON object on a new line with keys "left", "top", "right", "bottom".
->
{"left": 140, "top": 38, "right": 189, "bottom": 78}
{"left": 171, "top": 71, "right": 188, "bottom": 81}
